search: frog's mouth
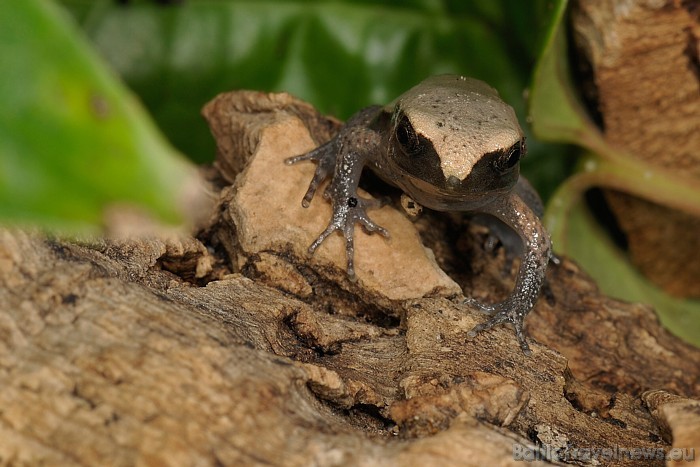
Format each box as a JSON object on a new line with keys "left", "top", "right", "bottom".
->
{"left": 386, "top": 156, "right": 519, "bottom": 212}
{"left": 394, "top": 174, "right": 513, "bottom": 211}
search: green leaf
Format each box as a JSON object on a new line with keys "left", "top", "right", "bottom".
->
{"left": 0, "top": 0, "right": 198, "bottom": 231}
{"left": 528, "top": 0, "right": 596, "bottom": 146}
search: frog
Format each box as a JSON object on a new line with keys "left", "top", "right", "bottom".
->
{"left": 285, "top": 74, "right": 552, "bottom": 355}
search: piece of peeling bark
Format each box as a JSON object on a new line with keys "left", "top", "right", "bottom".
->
{"left": 643, "top": 390, "right": 700, "bottom": 467}
{"left": 571, "top": 0, "right": 700, "bottom": 297}
{"left": 202, "top": 90, "right": 461, "bottom": 309}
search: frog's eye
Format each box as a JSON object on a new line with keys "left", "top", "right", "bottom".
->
{"left": 493, "top": 139, "right": 524, "bottom": 173}
{"left": 395, "top": 114, "right": 423, "bottom": 157}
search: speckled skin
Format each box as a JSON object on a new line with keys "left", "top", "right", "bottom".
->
{"left": 286, "top": 75, "right": 551, "bottom": 354}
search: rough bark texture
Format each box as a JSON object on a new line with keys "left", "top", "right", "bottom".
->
{"left": 3, "top": 87, "right": 699, "bottom": 466}
{"left": 571, "top": 0, "right": 700, "bottom": 298}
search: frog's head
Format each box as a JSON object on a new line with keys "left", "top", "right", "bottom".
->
{"left": 384, "top": 75, "right": 525, "bottom": 211}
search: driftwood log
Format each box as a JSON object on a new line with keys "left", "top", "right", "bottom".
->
{"left": 1, "top": 86, "right": 698, "bottom": 466}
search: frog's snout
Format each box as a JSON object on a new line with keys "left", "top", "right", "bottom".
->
{"left": 446, "top": 175, "right": 461, "bottom": 188}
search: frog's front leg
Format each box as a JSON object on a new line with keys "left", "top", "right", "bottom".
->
{"left": 308, "top": 171, "right": 389, "bottom": 278}
{"left": 285, "top": 108, "right": 388, "bottom": 278}
{"left": 465, "top": 187, "right": 551, "bottom": 355}
{"left": 474, "top": 177, "right": 546, "bottom": 275}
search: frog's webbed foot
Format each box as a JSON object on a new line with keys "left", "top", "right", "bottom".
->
{"left": 309, "top": 194, "right": 389, "bottom": 279}
{"left": 285, "top": 141, "right": 337, "bottom": 208}
{"left": 464, "top": 297, "right": 532, "bottom": 355}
